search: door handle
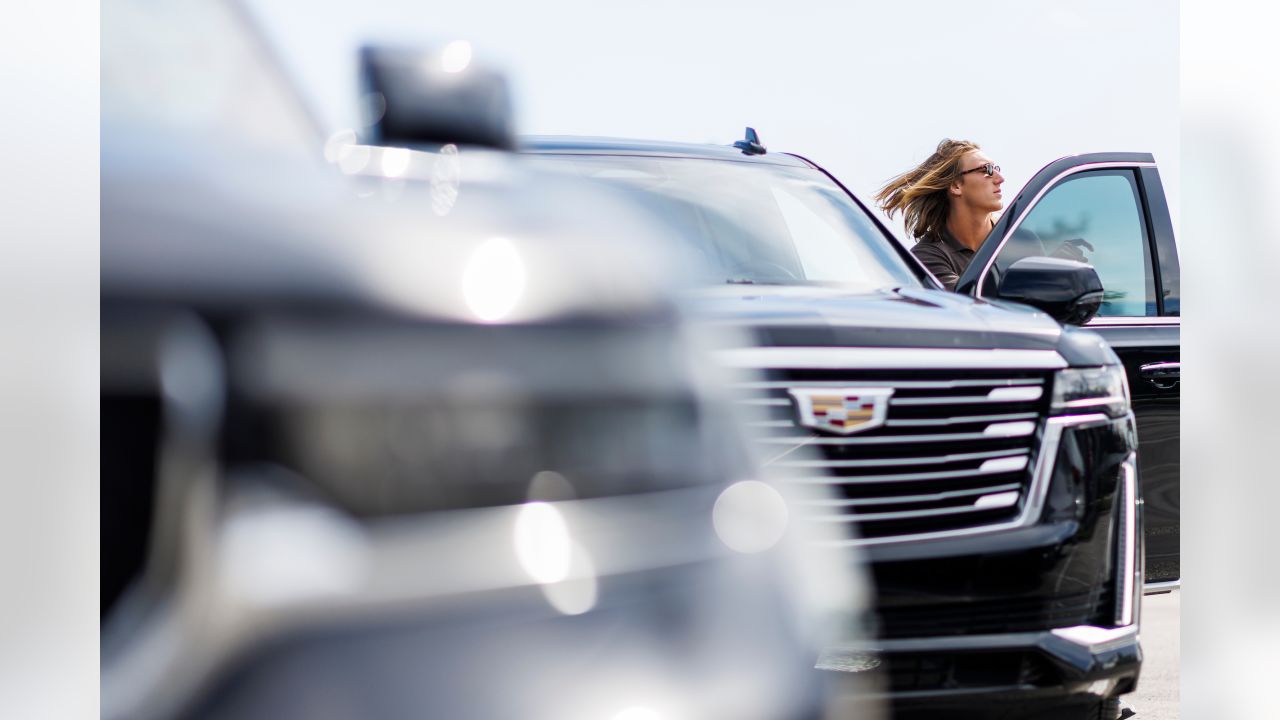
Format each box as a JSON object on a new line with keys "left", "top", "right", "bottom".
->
{"left": 1140, "top": 361, "right": 1180, "bottom": 389}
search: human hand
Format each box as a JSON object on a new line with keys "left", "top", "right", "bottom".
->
{"left": 1050, "top": 238, "right": 1095, "bottom": 262}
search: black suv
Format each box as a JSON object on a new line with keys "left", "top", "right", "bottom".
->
{"left": 527, "top": 133, "right": 1181, "bottom": 718}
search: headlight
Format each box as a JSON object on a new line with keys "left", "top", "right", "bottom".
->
{"left": 1050, "top": 365, "right": 1130, "bottom": 417}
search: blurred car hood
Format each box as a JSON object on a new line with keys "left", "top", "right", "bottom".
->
{"left": 102, "top": 122, "right": 691, "bottom": 325}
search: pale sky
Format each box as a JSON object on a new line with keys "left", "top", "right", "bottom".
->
{"left": 247, "top": 0, "right": 1179, "bottom": 241}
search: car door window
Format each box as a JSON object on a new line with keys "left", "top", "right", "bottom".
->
{"left": 988, "top": 169, "right": 1157, "bottom": 317}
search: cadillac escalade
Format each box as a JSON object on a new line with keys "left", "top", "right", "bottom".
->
{"left": 527, "top": 130, "right": 1182, "bottom": 719}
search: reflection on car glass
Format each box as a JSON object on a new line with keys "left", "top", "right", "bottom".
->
{"left": 537, "top": 154, "right": 920, "bottom": 291}
{"left": 589, "top": 168, "right": 662, "bottom": 181}
{"left": 726, "top": 277, "right": 784, "bottom": 285}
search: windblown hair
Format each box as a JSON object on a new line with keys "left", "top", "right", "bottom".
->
{"left": 874, "top": 139, "right": 981, "bottom": 241}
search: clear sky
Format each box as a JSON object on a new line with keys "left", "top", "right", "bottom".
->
{"left": 247, "top": 0, "right": 1178, "bottom": 241}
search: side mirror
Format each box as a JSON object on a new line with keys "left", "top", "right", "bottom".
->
{"left": 359, "top": 44, "right": 515, "bottom": 150}
{"left": 997, "top": 256, "right": 1104, "bottom": 325}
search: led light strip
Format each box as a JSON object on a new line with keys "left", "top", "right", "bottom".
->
{"left": 1119, "top": 457, "right": 1138, "bottom": 626}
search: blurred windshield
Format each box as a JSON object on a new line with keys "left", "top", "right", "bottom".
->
{"left": 536, "top": 155, "right": 921, "bottom": 290}
{"left": 103, "top": 0, "right": 320, "bottom": 158}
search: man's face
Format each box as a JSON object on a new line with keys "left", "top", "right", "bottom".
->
{"left": 952, "top": 150, "right": 1005, "bottom": 213}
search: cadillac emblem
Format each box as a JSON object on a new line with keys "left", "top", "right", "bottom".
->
{"left": 789, "top": 388, "right": 893, "bottom": 435}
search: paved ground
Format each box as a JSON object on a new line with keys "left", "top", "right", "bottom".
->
{"left": 1127, "top": 590, "right": 1179, "bottom": 718}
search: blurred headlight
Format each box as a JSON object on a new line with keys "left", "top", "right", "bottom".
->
{"left": 1050, "top": 365, "right": 1130, "bottom": 417}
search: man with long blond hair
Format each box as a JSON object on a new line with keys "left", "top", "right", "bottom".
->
{"left": 875, "top": 139, "right": 1004, "bottom": 291}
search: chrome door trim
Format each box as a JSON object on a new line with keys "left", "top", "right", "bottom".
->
{"left": 978, "top": 161, "right": 1158, "bottom": 297}
{"left": 717, "top": 347, "right": 1067, "bottom": 370}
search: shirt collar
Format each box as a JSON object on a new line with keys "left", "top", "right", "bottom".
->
{"left": 938, "top": 227, "right": 974, "bottom": 255}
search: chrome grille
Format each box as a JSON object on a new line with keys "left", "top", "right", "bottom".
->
{"left": 735, "top": 368, "right": 1051, "bottom": 542}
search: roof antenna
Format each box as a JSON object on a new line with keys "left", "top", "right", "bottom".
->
{"left": 733, "top": 127, "right": 767, "bottom": 156}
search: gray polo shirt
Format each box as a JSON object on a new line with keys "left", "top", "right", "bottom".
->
{"left": 910, "top": 229, "right": 975, "bottom": 292}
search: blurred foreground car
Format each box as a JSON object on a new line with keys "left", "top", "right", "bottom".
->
{"left": 527, "top": 132, "right": 1161, "bottom": 720}
{"left": 102, "top": 6, "right": 878, "bottom": 719}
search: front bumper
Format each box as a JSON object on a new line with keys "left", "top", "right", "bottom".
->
{"left": 820, "top": 623, "right": 1140, "bottom": 708}
{"left": 820, "top": 414, "right": 1143, "bottom": 712}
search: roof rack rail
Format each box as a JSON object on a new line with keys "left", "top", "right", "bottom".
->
{"left": 733, "top": 127, "right": 767, "bottom": 156}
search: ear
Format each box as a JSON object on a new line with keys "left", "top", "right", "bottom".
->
{"left": 949, "top": 179, "right": 964, "bottom": 197}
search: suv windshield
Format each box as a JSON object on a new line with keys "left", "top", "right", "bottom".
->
{"left": 103, "top": 0, "right": 319, "bottom": 158}
{"left": 537, "top": 154, "right": 920, "bottom": 291}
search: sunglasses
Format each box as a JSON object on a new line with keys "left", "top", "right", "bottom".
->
{"left": 960, "top": 162, "right": 1001, "bottom": 177}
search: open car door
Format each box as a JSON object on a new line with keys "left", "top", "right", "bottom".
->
{"left": 955, "top": 152, "right": 1181, "bottom": 586}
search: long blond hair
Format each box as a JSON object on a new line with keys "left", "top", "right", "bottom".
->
{"left": 875, "top": 139, "right": 980, "bottom": 241}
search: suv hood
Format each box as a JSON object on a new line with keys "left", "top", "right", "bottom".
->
{"left": 688, "top": 285, "right": 1077, "bottom": 353}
